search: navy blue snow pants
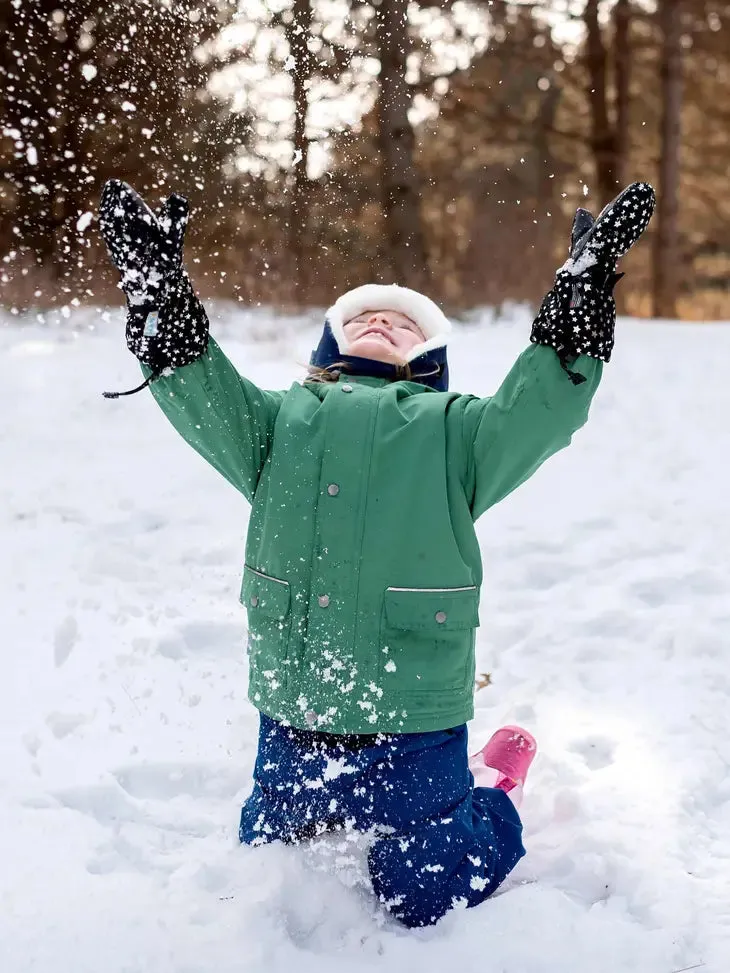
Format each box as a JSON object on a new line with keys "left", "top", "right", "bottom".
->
{"left": 239, "top": 714, "right": 526, "bottom": 928}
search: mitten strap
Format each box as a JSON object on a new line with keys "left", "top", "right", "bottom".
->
{"left": 102, "top": 374, "right": 156, "bottom": 400}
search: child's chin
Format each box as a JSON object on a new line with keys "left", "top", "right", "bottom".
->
{"left": 348, "top": 337, "right": 403, "bottom": 364}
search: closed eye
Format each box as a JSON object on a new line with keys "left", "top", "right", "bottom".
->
{"left": 348, "top": 313, "right": 424, "bottom": 340}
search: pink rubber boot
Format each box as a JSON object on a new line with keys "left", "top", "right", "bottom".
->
{"left": 469, "top": 725, "right": 537, "bottom": 807}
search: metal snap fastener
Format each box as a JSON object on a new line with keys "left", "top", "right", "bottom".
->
{"left": 327, "top": 483, "right": 340, "bottom": 496}
{"left": 318, "top": 594, "right": 330, "bottom": 608}
{"left": 305, "top": 710, "right": 317, "bottom": 726}
{"left": 250, "top": 595, "right": 259, "bottom": 607}
{"left": 341, "top": 383, "right": 353, "bottom": 393}
{"left": 435, "top": 610, "right": 447, "bottom": 624}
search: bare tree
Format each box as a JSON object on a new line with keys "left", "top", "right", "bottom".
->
{"left": 374, "top": 0, "right": 430, "bottom": 288}
{"left": 652, "top": 0, "right": 683, "bottom": 318}
{"left": 284, "top": 0, "right": 315, "bottom": 299}
{"left": 583, "top": 0, "right": 634, "bottom": 203}
{"left": 0, "top": 0, "right": 239, "bottom": 300}
{"left": 613, "top": 0, "right": 632, "bottom": 189}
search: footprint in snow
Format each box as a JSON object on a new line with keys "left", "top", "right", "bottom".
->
{"left": 51, "top": 779, "right": 221, "bottom": 843}
{"left": 632, "top": 570, "right": 725, "bottom": 608}
{"left": 113, "top": 761, "right": 244, "bottom": 801}
{"left": 53, "top": 615, "right": 79, "bottom": 667}
{"left": 45, "top": 711, "right": 90, "bottom": 739}
{"left": 569, "top": 735, "right": 616, "bottom": 771}
{"left": 52, "top": 780, "right": 145, "bottom": 825}
{"left": 156, "top": 620, "right": 243, "bottom": 660}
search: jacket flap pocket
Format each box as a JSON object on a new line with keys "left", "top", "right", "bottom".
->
{"left": 384, "top": 587, "right": 479, "bottom": 632}
{"left": 241, "top": 566, "right": 291, "bottom": 619}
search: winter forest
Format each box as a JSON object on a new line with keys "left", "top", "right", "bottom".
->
{"left": 3, "top": 3, "right": 730, "bottom": 973}
{"left": 1, "top": 0, "right": 729, "bottom": 316}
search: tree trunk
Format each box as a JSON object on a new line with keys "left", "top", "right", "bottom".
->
{"left": 612, "top": 0, "right": 632, "bottom": 189}
{"left": 374, "top": 0, "right": 429, "bottom": 289}
{"left": 533, "top": 85, "right": 562, "bottom": 223}
{"left": 584, "top": 0, "right": 617, "bottom": 204}
{"left": 652, "top": 0, "right": 683, "bottom": 319}
{"left": 285, "top": 0, "right": 314, "bottom": 303}
{"left": 2, "top": 0, "right": 61, "bottom": 271}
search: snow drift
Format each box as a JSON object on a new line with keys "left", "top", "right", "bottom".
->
{"left": 1, "top": 306, "right": 729, "bottom": 973}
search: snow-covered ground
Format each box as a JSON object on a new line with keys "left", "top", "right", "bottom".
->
{"left": 2, "top": 305, "right": 729, "bottom": 973}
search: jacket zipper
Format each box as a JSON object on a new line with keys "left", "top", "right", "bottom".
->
{"left": 246, "top": 565, "right": 289, "bottom": 586}
{"left": 386, "top": 585, "right": 477, "bottom": 593}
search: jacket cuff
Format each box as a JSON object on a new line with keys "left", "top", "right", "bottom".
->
{"left": 530, "top": 269, "right": 616, "bottom": 371}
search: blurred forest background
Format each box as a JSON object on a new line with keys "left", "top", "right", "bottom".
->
{"left": 0, "top": 0, "right": 728, "bottom": 319}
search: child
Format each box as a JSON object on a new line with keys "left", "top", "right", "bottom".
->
{"left": 99, "top": 180, "right": 655, "bottom": 927}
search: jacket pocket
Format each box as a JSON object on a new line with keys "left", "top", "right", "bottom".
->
{"left": 240, "top": 565, "right": 292, "bottom": 666}
{"left": 380, "top": 586, "right": 479, "bottom": 693}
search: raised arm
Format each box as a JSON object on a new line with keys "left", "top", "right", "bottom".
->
{"left": 99, "top": 180, "right": 282, "bottom": 501}
{"left": 142, "top": 339, "right": 283, "bottom": 501}
{"left": 462, "top": 181, "right": 656, "bottom": 521}
{"left": 463, "top": 345, "right": 601, "bottom": 520}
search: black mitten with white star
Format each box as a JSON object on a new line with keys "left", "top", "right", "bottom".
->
{"left": 531, "top": 182, "right": 656, "bottom": 383}
{"left": 98, "top": 179, "right": 209, "bottom": 396}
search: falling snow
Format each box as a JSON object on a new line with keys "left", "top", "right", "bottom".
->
{"left": 76, "top": 212, "right": 94, "bottom": 234}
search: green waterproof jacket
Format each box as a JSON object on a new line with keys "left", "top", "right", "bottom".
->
{"left": 145, "top": 338, "right": 601, "bottom": 734}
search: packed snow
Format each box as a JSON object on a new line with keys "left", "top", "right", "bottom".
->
{"left": 2, "top": 305, "right": 729, "bottom": 973}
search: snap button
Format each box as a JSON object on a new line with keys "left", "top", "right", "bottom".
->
{"left": 327, "top": 483, "right": 340, "bottom": 496}
{"left": 341, "top": 383, "right": 353, "bottom": 393}
{"left": 318, "top": 594, "right": 330, "bottom": 608}
{"left": 305, "top": 710, "right": 318, "bottom": 727}
{"left": 435, "top": 610, "right": 447, "bottom": 624}
{"left": 250, "top": 595, "right": 259, "bottom": 607}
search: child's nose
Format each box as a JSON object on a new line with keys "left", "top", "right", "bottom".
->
{"left": 369, "top": 313, "right": 391, "bottom": 328}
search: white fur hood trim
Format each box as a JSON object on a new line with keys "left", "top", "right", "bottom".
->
{"left": 325, "top": 284, "right": 452, "bottom": 363}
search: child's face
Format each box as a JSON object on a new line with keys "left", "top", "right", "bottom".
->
{"left": 343, "top": 310, "right": 425, "bottom": 364}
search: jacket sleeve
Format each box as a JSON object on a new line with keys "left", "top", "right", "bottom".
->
{"left": 142, "top": 337, "right": 284, "bottom": 502}
{"left": 462, "top": 344, "right": 602, "bottom": 520}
